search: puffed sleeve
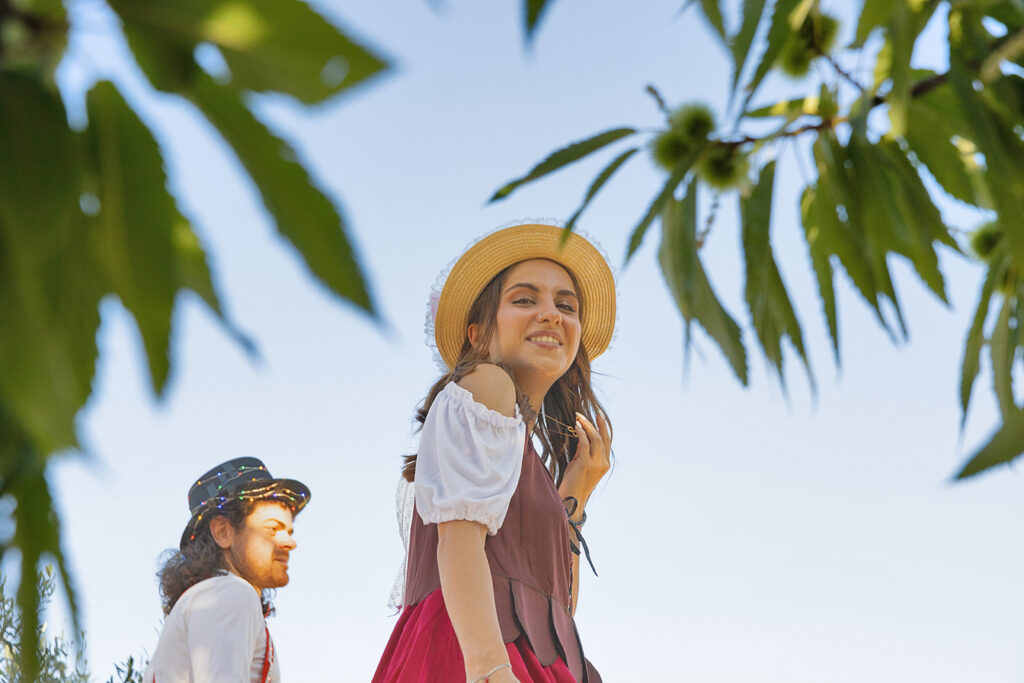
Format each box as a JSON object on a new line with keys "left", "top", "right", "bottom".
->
{"left": 415, "top": 382, "right": 527, "bottom": 535}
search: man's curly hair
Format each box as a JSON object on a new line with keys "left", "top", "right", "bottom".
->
{"left": 157, "top": 498, "right": 281, "bottom": 616}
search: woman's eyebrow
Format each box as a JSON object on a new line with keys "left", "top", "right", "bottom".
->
{"left": 504, "top": 282, "right": 578, "bottom": 298}
{"left": 505, "top": 282, "right": 539, "bottom": 294}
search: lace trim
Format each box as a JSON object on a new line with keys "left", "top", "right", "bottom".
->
{"left": 424, "top": 218, "right": 621, "bottom": 373}
{"left": 386, "top": 476, "right": 416, "bottom": 614}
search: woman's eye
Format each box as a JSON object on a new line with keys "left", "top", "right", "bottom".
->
{"left": 557, "top": 302, "right": 577, "bottom": 313}
{"left": 513, "top": 297, "right": 535, "bottom": 305}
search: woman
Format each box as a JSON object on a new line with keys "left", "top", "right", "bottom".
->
{"left": 374, "top": 223, "right": 615, "bottom": 683}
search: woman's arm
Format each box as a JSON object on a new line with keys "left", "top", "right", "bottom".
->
{"left": 439, "top": 364, "right": 520, "bottom": 682}
{"left": 557, "top": 411, "right": 611, "bottom": 615}
{"left": 438, "top": 520, "right": 517, "bottom": 682}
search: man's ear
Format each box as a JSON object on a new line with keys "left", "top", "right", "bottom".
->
{"left": 209, "top": 516, "right": 235, "bottom": 550}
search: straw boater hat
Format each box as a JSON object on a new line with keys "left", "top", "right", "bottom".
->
{"left": 433, "top": 223, "right": 617, "bottom": 369}
{"left": 179, "top": 457, "right": 310, "bottom": 550}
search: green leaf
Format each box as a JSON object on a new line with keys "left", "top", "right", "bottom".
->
{"left": 699, "top": 0, "right": 728, "bottom": 44}
{"left": 984, "top": 4, "right": 1024, "bottom": 31}
{"left": 659, "top": 179, "right": 748, "bottom": 384}
{"left": 887, "top": 3, "right": 913, "bottom": 137}
{"left": 960, "top": 260, "right": 1001, "bottom": 425}
{"left": 0, "top": 222, "right": 102, "bottom": 454}
{"left": 85, "top": 81, "right": 179, "bottom": 395}
{"left": 730, "top": 0, "right": 768, "bottom": 97}
{"left": 109, "top": 0, "right": 389, "bottom": 103}
{"left": 800, "top": 185, "right": 839, "bottom": 362}
{"left": 746, "top": 94, "right": 822, "bottom": 118}
{"left": 188, "top": 74, "right": 374, "bottom": 313}
{"left": 949, "top": 58, "right": 1024, "bottom": 268}
{"left": 988, "top": 73, "right": 1024, "bottom": 126}
{"left": 0, "top": 71, "right": 100, "bottom": 454}
{"left": 881, "top": 136, "right": 959, "bottom": 255}
{"left": 563, "top": 147, "right": 638, "bottom": 236}
{"left": 980, "top": 26, "right": 1024, "bottom": 83}
{"left": 991, "top": 293, "right": 1016, "bottom": 420}
{"left": 955, "top": 408, "right": 1024, "bottom": 479}
{"left": 742, "top": 0, "right": 800, "bottom": 111}
{"left": 851, "top": 137, "right": 951, "bottom": 305}
{"left": 171, "top": 218, "right": 256, "bottom": 354}
{"left": 855, "top": 0, "right": 895, "bottom": 47}
{"left": 490, "top": 127, "right": 637, "bottom": 202}
{"left": 525, "top": 0, "right": 555, "bottom": 42}
{"left": 741, "top": 161, "right": 812, "bottom": 385}
{"left": 625, "top": 143, "right": 706, "bottom": 263}
{"left": 788, "top": 0, "right": 816, "bottom": 31}
{"left": 17, "top": 0, "right": 66, "bottom": 21}
{"left": 811, "top": 133, "right": 890, "bottom": 332}
{"left": 904, "top": 99, "right": 979, "bottom": 205}
{"left": 872, "top": 36, "right": 893, "bottom": 94}
{"left": 0, "top": 71, "right": 79, "bottom": 252}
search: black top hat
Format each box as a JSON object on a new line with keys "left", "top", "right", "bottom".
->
{"left": 179, "top": 457, "right": 311, "bottom": 550}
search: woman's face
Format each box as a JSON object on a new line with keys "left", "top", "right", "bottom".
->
{"left": 471, "top": 258, "right": 582, "bottom": 383}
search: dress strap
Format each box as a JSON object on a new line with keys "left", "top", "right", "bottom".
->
{"left": 261, "top": 623, "right": 274, "bottom": 683}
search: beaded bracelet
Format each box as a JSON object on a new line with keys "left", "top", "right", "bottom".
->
{"left": 471, "top": 662, "right": 511, "bottom": 682}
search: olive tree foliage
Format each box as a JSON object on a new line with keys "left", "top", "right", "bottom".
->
{"left": 0, "top": 0, "right": 389, "bottom": 677}
{"left": 496, "top": 0, "right": 1024, "bottom": 480}
{"left": 0, "top": 567, "right": 143, "bottom": 682}
{"left": 0, "top": 567, "right": 88, "bottom": 683}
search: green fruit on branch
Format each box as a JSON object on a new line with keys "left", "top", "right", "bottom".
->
{"left": 970, "top": 221, "right": 1004, "bottom": 260}
{"left": 698, "top": 143, "right": 750, "bottom": 190}
{"left": 778, "top": 13, "right": 839, "bottom": 78}
{"left": 650, "top": 128, "right": 695, "bottom": 171}
{"left": 669, "top": 103, "right": 716, "bottom": 141}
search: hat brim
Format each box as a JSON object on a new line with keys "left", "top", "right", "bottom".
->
{"left": 179, "top": 478, "right": 311, "bottom": 550}
{"left": 434, "top": 224, "right": 616, "bottom": 369}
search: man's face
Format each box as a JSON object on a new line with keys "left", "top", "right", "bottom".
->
{"left": 220, "top": 502, "right": 297, "bottom": 591}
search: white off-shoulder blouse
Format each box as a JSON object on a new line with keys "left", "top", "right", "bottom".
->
{"left": 414, "top": 382, "right": 527, "bottom": 535}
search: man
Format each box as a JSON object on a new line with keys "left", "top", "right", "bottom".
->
{"left": 144, "top": 457, "right": 310, "bottom": 683}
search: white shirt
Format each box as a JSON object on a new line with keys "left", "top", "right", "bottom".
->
{"left": 414, "top": 382, "right": 527, "bottom": 535}
{"left": 143, "top": 573, "right": 281, "bottom": 683}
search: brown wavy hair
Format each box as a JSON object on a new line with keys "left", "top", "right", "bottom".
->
{"left": 156, "top": 499, "right": 278, "bottom": 616}
{"left": 403, "top": 260, "right": 611, "bottom": 485}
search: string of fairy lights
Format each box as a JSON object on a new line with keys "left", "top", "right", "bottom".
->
{"left": 183, "top": 463, "right": 309, "bottom": 544}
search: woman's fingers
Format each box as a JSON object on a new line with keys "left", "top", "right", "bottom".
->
{"left": 596, "top": 410, "right": 611, "bottom": 448}
{"left": 575, "top": 413, "right": 604, "bottom": 457}
{"left": 574, "top": 417, "right": 590, "bottom": 460}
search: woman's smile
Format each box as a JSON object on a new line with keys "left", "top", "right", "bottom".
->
{"left": 486, "top": 259, "right": 581, "bottom": 381}
{"left": 526, "top": 332, "right": 563, "bottom": 348}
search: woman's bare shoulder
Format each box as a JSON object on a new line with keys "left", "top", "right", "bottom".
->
{"left": 455, "top": 364, "right": 516, "bottom": 417}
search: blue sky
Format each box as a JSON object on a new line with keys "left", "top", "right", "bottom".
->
{"left": 19, "top": 1, "right": 1024, "bottom": 681}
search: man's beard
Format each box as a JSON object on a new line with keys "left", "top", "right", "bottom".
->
{"left": 228, "top": 548, "right": 290, "bottom": 590}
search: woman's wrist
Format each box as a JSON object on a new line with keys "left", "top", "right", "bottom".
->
{"left": 557, "top": 478, "right": 591, "bottom": 513}
{"left": 565, "top": 493, "right": 589, "bottom": 528}
{"left": 464, "top": 647, "right": 511, "bottom": 677}
{"left": 561, "top": 495, "right": 587, "bottom": 526}
{"left": 469, "top": 662, "right": 512, "bottom": 682}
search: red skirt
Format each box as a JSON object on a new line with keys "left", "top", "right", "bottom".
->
{"left": 373, "top": 589, "right": 579, "bottom": 683}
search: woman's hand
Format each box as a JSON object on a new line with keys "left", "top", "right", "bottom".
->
{"left": 558, "top": 410, "right": 611, "bottom": 511}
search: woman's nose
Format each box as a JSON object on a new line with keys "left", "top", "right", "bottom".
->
{"left": 537, "top": 300, "right": 562, "bottom": 323}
